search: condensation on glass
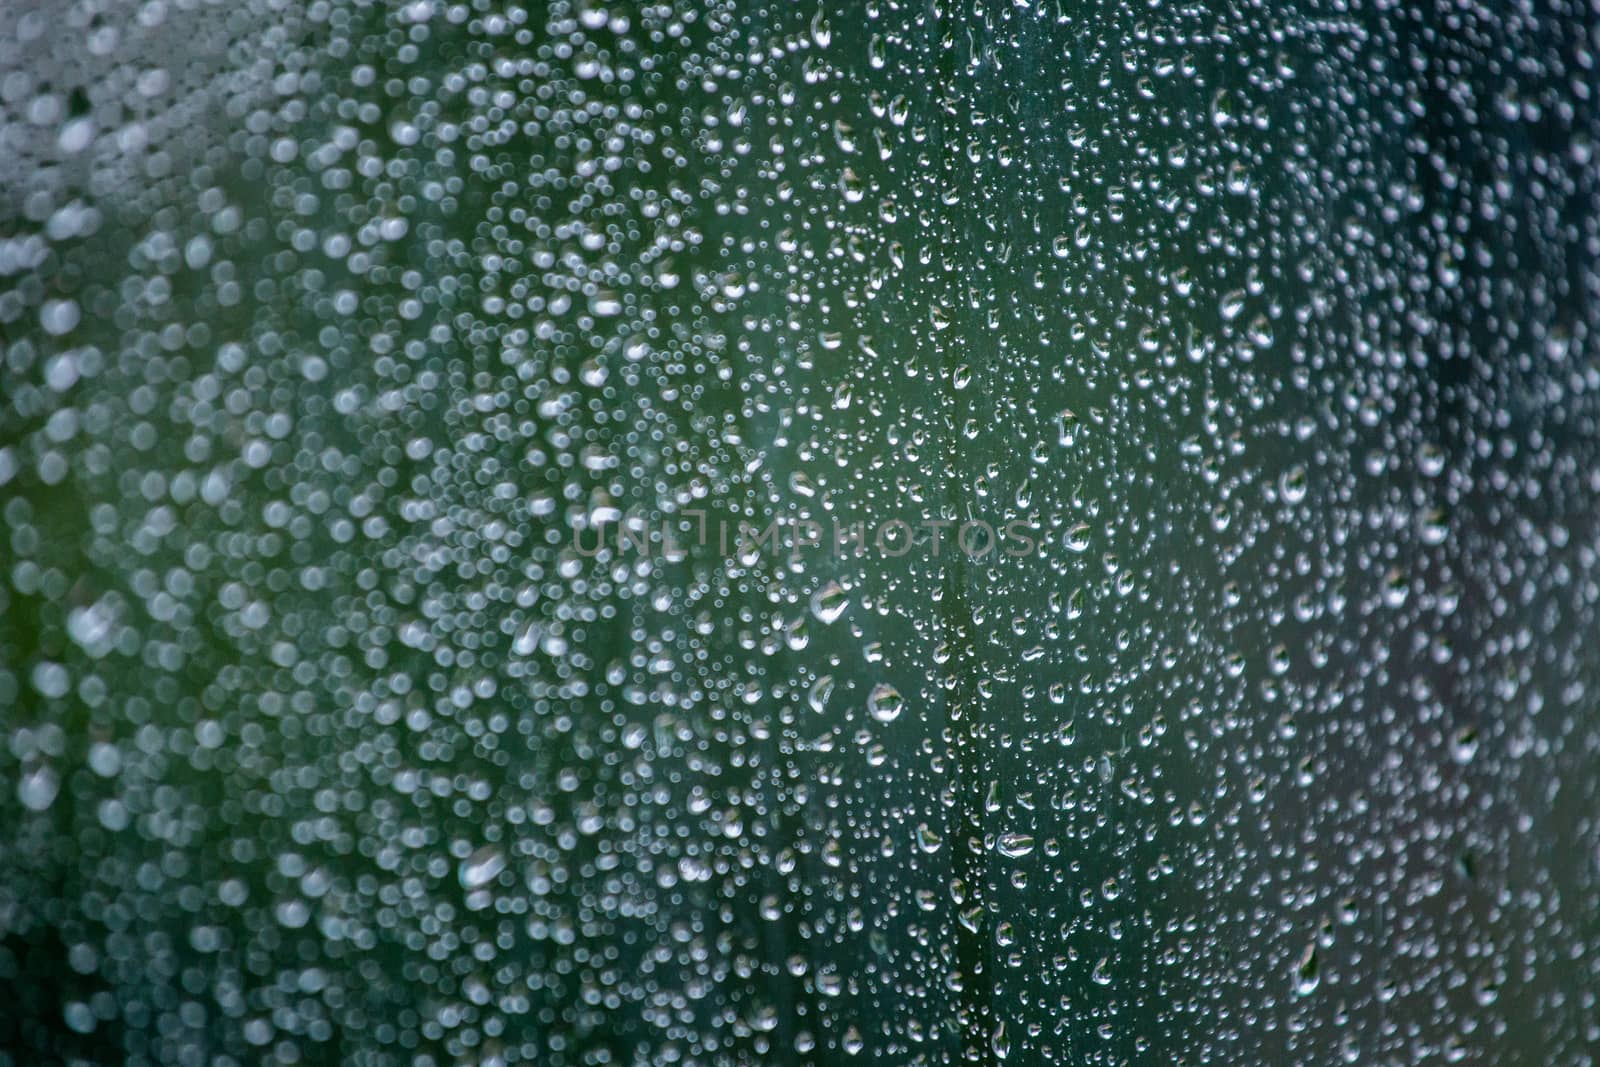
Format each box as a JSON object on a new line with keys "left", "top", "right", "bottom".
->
{"left": 2, "top": 1, "right": 1598, "bottom": 1064}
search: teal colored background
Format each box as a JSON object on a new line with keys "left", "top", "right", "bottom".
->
{"left": 3, "top": 1, "right": 1599, "bottom": 1064}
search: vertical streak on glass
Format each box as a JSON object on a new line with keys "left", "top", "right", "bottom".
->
{"left": 927, "top": 2, "right": 996, "bottom": 1063}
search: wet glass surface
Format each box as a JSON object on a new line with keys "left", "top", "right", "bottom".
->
{"left": 3, "top": 1, "right": 1600, "bottom": 1064}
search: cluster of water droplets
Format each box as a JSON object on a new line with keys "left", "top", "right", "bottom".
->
{"left": 4, "top": 0, "right": 1600, "bottom": 1064}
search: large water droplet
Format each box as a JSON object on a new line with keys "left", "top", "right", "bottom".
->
{"left": 868, "top": 683, "right": 903, "bottom": 723}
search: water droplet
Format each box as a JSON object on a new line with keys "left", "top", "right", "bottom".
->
{"left": 811, "top": 581, "right": 848, "bottom": 624}
{"left": 996, "top": 832, "right": 1035, "bottom": 859}
{"left": 18, "top": 764, "right": 59, "bottom": 812}
{"left": 1294, "top": 944, "right": 1321, "bottom": 996}
{"left": 868, "top": 683, "right": 903, "bottom": 723}
{"left": 459, "top": 847, "right": 506, "bottom": 890}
